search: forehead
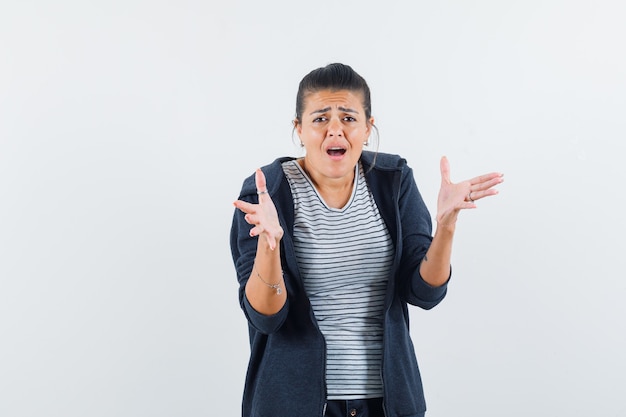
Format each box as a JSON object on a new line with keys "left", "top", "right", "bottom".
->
{"left": 303, "top": 89, "right": 364, "bottom": 111}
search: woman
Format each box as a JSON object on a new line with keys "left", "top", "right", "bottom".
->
{"left": 230, "top": 63, "right": 503, "bottom": 417}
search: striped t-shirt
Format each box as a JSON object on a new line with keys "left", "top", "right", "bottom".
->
{"left": 282, "top": 160, "right": 394, "bottom": 400}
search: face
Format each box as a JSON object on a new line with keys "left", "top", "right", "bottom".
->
{"left": 296, "top": 89, "right": 373, "bottom": 186}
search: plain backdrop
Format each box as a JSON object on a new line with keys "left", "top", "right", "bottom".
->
{"left": 1, "top": 1, "right": 625, "bottom": 416}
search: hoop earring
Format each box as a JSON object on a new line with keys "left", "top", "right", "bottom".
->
{"left": 369, "top": 124, "right": 380, "bottom": 151}
{"left": 291, "top": 128, "right": 304, "bottom": 148}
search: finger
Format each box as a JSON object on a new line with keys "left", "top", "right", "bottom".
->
{"left": 255, "top": 168, "right": 268, "bottom": 194}
{"left": 469, "top": 172, "right": 503, "bottom": 186}
{"left": 472, "top": 188, "right": 499, "bottom": 201}
{"left": 244, "top": 213, "right": 260, "bottom": 225}
{"left": 440, "top": 156, "right": 451, "bottom": 184}
{"left": 233, "top": 200, "right": 256, "bottom": 214}
{"left": 469, "top": 175, "right": 504, "bottom": 194}
{"left": 249, "top": 224, "right": 263, "bottom": 238}
{"left": 266, "top": 234, "right": 276, "bottom": 251}
{"left": 249, "top": 225, "right": 276, "bottom": 251}
{"left": 468, "top": 183, "right": 501, "bottom": 202}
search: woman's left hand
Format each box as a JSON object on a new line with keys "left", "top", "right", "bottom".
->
{"left": 436, "top": 156, "right": 504, "bottom": 227}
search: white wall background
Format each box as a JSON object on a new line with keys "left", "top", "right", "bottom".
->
{"left": 1, "top": 1, "right": 625, "bottom": 416}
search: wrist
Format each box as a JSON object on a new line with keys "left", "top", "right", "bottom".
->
{"left": 257, "top": 236, "right": 281, "bottom": 256}
{"left": 436, "top": 212, "right": 458, "bottom": 230}
{"left": 435, "top": 221, "right": 456, "bottom": 233}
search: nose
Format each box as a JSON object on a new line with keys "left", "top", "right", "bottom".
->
{"left": 326, "top": 117, "right": 343, "bottom": 137}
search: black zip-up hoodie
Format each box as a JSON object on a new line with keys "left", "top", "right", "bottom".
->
{"left": 230, "top": 151, "right": 450, "bottom": 417}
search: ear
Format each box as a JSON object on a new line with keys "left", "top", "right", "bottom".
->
{"left": 367, "top": 117, "right": 375, "bottom": 134}
{"left": 294, "top": 119, "right": 302, "bottom": 135}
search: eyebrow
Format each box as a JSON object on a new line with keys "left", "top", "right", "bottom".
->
{"left": 309, "top": 106, "right": 360, "bottom": 115}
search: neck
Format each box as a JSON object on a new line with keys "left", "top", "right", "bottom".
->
{"left": 298, "top": 159, "right": 355, "bottom": 209}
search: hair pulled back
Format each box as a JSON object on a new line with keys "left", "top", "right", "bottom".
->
{"left": 294, "top": 63, "right": 372, "bottom": 124}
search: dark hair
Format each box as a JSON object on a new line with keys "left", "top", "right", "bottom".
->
{"left": 294, "top": 63, "right": 372, "bottom": 124}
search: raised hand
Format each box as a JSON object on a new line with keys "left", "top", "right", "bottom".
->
{"left": 436, "top": 156, "right": 504, "bottom": 227}
{"left": 233, "top": 168, "right": 284, "bottom": 250}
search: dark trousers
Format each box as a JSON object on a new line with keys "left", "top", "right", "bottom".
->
{"left": 324, "top": 398, "right": 385, "bottom": 417}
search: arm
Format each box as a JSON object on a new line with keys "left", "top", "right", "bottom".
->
{"left": 233, "top": 168, "right": 287, "bottom": 316}
{"left": 244, "top": 236, "right": 286, "bottom": 315}
{"left": 419, "top": 156, "right": 504, "bottom": 286}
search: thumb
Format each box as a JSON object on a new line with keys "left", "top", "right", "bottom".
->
{"left": 255, "top": 168, "right": 268, "bottom": 195}
{"left": 440, "top": 156, "right": 451, "bottom": 184}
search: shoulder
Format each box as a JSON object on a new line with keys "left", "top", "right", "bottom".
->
{"left": 238, "top": 156, "right": 297, "bottom": 199}
{"left": 361, "top": 151, "right": 409, "bottom": 172}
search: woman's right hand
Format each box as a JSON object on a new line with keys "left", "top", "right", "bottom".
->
{"left": 233, "top": 168, "right": 284, "bottom": 251}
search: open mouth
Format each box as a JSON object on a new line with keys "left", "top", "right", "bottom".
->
{"left": 327, "top": 147, "right": 346, "bottom": 156}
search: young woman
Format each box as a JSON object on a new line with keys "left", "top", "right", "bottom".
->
{"left": 231, "top": 63, "right": 503, "bottom": 417}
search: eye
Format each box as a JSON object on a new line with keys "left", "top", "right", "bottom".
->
{"left": 313, "top": 116, "right": 327, "bottom": 123}
{"left": 343, "top": 116, "right": 356, "bottom": 122}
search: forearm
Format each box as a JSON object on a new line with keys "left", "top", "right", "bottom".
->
{"left": 245, "top": 238, "right": 287, "bottom": 315}
{"left": 419, "top": 223, "right": 454, "bottom": 287}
